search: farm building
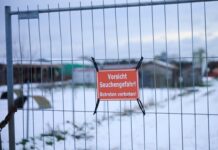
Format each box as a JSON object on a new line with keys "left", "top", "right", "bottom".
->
{"left": 59, "top": 63, "right": 84, "bottom": 80}
{"left": 102, "top": 59, "right": 179, "bottom": 88}
{"left": 172, "top": 61, "right": 203, "bottom": 86}
{"left": 140, "top": 60, "right": 178, "bottom": 87}
{"left": 72, "top": 67, "right": 96, "bottom": 85}
{"left": 0, "top": 64, "right": 6, "bottom": 85}
{"left": 12, "top": 64, "right": 62, "bottom": 84}
{"left": 208, "top": 61, "right": 218, "bottom": 77}
{"left": 0, "top": 63, "right": 89, "bottom": 85}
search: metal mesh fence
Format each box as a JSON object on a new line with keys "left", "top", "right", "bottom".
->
{"left": 1, "top": 0, "right": 218, "bottom": 149}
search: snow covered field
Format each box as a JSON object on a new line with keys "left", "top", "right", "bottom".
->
{"left": 1, "top": 78, "right": 218, "bottom": 150}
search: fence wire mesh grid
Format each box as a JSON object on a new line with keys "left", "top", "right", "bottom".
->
{"left": 1, "top": 0, "right": 218, "bottom": 150}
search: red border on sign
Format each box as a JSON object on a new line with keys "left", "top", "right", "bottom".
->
{"left": 97, "top": 69, "right": 139, "bottom": 101}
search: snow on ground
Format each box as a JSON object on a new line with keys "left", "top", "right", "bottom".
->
{"left": 1, "top": 79, "right": 218, "bottom": 150}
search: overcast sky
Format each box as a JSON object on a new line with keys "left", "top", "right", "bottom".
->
{"left": 0, "top": 0, "right": 218, "bottom": 63}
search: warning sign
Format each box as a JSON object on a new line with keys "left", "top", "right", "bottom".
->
{"left": 97, "top": 69, "right": 139, "bottom": 100}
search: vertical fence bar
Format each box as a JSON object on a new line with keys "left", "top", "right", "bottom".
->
{"left": 5, "top": 6, "right": 15, "bottom": 150}
{"left": 114, "top": 0, "right": 122, "bottom": 150}
{"left": 47, "top": 5, "right": 56, "bottom": 150}
{"left": 203, "top": 2, "right": 211, "bottom": 150}
{"left": 79, "top": 2, "right": 87, "bottom": 149}
{"left": 26, "top": 5, "right": 36, "bottom": 148}
{"left": 26, "top": 83, "right": 30, "bottom": 139}
{"left": 138, "top": 1, "right": 146, "bottom": 149}
{"left": 68, "top": 3, "right": 76, "bottom": 150}
{"left": 176, "top": 3, "right": 184, "bottom": 150}
{"left": 36, "top": 5, "right": 46, "bottom": 150}
{"left": 102, "top": 1, "right": 111, "bottom": 149}
{"left": 126, "top": 0, "right": 134, "bottom": 149}
{"left": 113, "top": 1, "right": 122, "bottom": 149}
{"left": 57, "top": 4, "right": 66, "bottom": 150}
{"left": 90, "top": 2, "right": 98, "bottom": 150}
{"left": 163, "top": 1, "right": 171, "bottom": 150}
{"left": 150, "top": 1, "right": 158, "bottom": 150}
{"left": 17, "top": 7, "right": 25, "bottom": 149}
{"left": 190, "top": 3, "right": 197, "bottom": 150}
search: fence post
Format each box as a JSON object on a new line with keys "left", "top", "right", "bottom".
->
{"left": 5, "top": 6, "right": 15, "bottom": 150}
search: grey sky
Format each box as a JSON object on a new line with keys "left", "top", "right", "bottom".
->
{"left": 0, "top": 0, "right": 218, "bottom": 63}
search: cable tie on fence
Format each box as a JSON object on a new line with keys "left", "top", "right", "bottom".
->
{"left": 91, "top": 57, "right": 99, "bottom": 72}
{"left": 137, "top": 98, "right": 146, "bottom": 115}
{"left": 93, "top": 98, "right": 100, "bottom": 115}
{"left": 0, "top": 106, "right": 17, "bottom": 131}
{"left": 136, "top": 56, "right": 144, "bottom": 70}
{"left": 91, "top": 57, "right": 101, "bottom": 114}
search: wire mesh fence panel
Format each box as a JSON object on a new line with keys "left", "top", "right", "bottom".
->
{"left": 1, "top": 0, "right": 218, "bottom": 150}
